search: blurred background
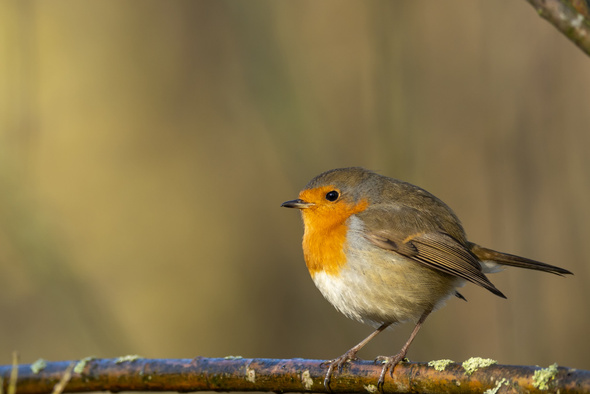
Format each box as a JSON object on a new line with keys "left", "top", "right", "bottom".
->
{"left": 1, "top": 1, "right": 589, "bottom": 370}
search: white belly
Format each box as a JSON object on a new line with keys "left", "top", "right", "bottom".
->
{"left": 311, "top": 222, "right": 463, "bottom": 327}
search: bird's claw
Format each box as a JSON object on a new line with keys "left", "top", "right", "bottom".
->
{"left": 321, "top": 352, "right": 359, "bottom": 392}
{"left": 374, "top": 354, "right": 407, "bottom": 391}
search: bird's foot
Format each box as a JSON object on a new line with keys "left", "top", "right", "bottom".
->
{"left": 321, "top": 349, "right": 359, "bottom": 392}
{"left": 374, "top": 353, "right": 407, "bottom": 391}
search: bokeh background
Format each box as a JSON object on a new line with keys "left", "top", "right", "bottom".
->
{"left": 1, "top": 1, "right": 589, "bottom": 371}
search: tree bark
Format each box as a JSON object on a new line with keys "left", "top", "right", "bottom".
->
{"left": 527, "top": 0, "right": 590, "bottom": 56}
{"left": 1, "top": 357, "right": 588, "bottom": 393}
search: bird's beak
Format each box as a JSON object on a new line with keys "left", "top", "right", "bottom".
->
{"left": 281, "top": 199, "right": 314, "bottom": 209}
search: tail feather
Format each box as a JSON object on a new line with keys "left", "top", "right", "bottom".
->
{"left": 468, "top": 242, "right": 573, "bottom": 276}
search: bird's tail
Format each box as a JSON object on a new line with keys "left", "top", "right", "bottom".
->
{"left": 468, "top": 242, "right": 573, "bottom": 276}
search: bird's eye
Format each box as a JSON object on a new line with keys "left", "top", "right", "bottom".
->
{"left": 325, "top": 190, "right": 339, "bottom": 201}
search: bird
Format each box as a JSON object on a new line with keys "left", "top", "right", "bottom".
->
{"left": 281, "top": 167, "right": 572, "bottom": 390}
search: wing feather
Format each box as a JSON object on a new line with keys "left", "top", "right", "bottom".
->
{"left": 360, "top": 207, "right": 506, "bottom": 298}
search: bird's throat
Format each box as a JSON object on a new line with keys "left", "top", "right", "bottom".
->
{"left": 301, "top": 199, "right": 368, "bottom": 276}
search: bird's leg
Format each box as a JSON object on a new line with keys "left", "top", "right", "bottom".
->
{"left": 375, "top": 310, "right": 431, "bottom": 391}
{"left": 323, "top": 322, "right": 391, "bottom": 391}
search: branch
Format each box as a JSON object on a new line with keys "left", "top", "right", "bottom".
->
{"left": 526, "top": 0, "right": 590, "bottom": 56}
{"left": 1, "top": 357, "right": 589, "bottom": 393}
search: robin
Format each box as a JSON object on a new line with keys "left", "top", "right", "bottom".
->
{"left": 281, "top": 167, "right": 572, "bottom": 390}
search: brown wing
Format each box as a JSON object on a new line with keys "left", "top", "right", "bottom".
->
{"left": 359, "top": 207, "right": 506, "bottom": 298}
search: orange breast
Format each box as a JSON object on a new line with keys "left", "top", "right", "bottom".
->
{"left": 300, "top": 198, "right": 368, "bottom": 276}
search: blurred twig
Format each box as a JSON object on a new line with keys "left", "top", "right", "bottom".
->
{"left": 7, "top": 352, "right": 18, "bottom": 394}
{"left": 49, "top": 363, "right": 74, "bottom": 394}
{"left": 0, "top": 357, "right": 589, "bottom": 393}
{"left": 526, "top": 0, "right": 590, "bottom": 56}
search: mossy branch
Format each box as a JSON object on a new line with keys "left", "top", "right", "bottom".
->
{"left": 526, "top": 0, "right": 590, "bottom": 56}
{"left": 1, "top": 357, "right": 589, "bottom": 393}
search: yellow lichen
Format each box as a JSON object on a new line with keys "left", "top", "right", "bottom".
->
{"left": 246, "top": 367, "right": 256, "bottom": 383}
{"left": 73, "top": 357, "right": 95, "bottom": 374}
{"left": 30, "top": 359, "right": 47, "bottom": 374}
{"left": 484, "top": 378, "right": 509, "bottom": 394}
{"left": 427, "top": 359, "right": 454, "bottom": 371}
{"left": 532, "top": 363, "right": 559, "bottom": 390}
{"left": 115, "top": 355, "right": 141, "bottom": 363}
{"left": 301, "top": 370, "right": 314, "bottom": 390}
{"left": 462, "top": 357, "right": 497, "bottom": 375}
